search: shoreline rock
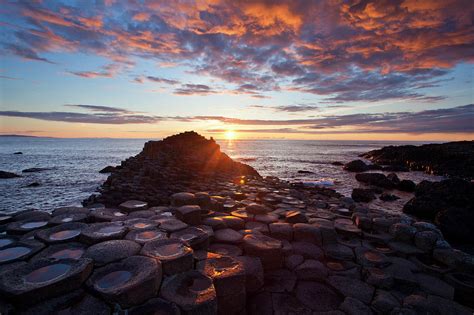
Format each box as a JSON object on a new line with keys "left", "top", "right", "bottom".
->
{"left": 360, "top": 141, "right": 474, "bottom": 180}
{"left": 0, "top": 171, "right": 21, "bottom": 179}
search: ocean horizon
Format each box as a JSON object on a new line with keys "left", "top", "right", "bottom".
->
{"left": 0, "top": 136, "right": 443, "bottom": 214}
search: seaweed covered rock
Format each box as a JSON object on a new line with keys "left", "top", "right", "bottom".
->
{"left": 85, "top": 131, "right": 260, "bottom": 207}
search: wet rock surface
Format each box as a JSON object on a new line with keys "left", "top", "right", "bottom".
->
{"left": 86, "top": 255, "right": 161, "bottom": 307}
{"left": 1, "top": 132, "right": 473, "bottom": 314}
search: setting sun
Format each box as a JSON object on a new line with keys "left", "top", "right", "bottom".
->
{"left": 224, "top": 130, "right": 237, "bottom": 140}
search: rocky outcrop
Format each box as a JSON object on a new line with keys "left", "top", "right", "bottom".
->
{"left": 403, "top": 179, "right": 474, "bottom": 244}
{"left": 0, "top": 171, "right": 21, "bottom": 179}
{"left": 84, "top": 131, "right": 260, "bottom": 207}
{"left": 361, "top": 141, "right": 474, "bottom": 180}
{"left": 99, "top": 166, "right": 118, "bottom": 173}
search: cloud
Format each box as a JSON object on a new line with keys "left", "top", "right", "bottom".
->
{"left": 0, "top": 104, "right": 162, "bottom": 124}
{"left": 1, "top": 104, "right": 472, "bottom": 134}
{"left": 3, "top": 44, "right": 55, "bottom": 64}
{"left": 64, "top": 104, "right": 131, "bottom": 113}
{"left": 3, "top": 1, "right": 470, "bottom": 102}
{"left": 67, "top": 63, "right": 121, "bottom": 78}
{"left": 192, "top": 104, "right": 474, "bottom": 134}
{"left": 134, "top": 76, "right": 179, "bottom": 85}
{"left": 249, "top": 104, "right": 320, "bottom": 112}
{"left": 174, "top": 84, "right": 217, "bottom": 96}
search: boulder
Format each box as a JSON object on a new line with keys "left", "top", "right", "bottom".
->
{"left": 355, "top": 173, "right": 395, "bottom": 189}
{"left": 398, "top": 179, "right": 416, "bottom": 192}
{"left": 344, "top": 160, "right": 369, "bottom": 172}
{"left": 352, "top": 188, "right": 376, "bottom": 202}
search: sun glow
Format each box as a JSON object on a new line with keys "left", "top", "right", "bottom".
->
{"left": 224, "top": 130, "right": 237, "bottom": 140}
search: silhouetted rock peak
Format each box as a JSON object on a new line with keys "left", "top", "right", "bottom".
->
{"left": 85, "top": 131, "right": 259, "bottom": 207}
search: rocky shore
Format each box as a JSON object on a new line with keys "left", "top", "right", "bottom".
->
{"left": 1, "top": 132, "right": 473, "bottom": 314}
{"left": 361, "top": 141, "right": 474, "bottom": 180}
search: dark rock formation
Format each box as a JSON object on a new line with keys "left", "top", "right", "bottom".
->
{"left": 404, "top": 179, "right": 474, "bottom": 244}
{"left": 361, "top": 141, "right": 474, "bottom": 180}
{"left": 352, "top": 188, "right": 376, "bottom": 202}
{"left": 22, "top": 168, "right": 52, "bottom": 173}
{"left": 84, "top": 131, "right": 260, "bottom": 207}
{"left": 355, "top": 173, "right": 395, "bottom": 189}
{"left": 343, "top": 160, "right": 369, "bottom": 172}
{"left": 13, "top": 152, "right": 22, "bottom": 155}
{"left": 343, "top": 159, "right": 382, "bottom": 172}
{"left": 99, "top": 166, "right": 118, "bottom": 173}
{"left": 0, "top": 171, "right": 21, "bottom": 179}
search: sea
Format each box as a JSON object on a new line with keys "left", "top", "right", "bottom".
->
{"left": 0, "top": 137, "right": 444, "bottom": 214}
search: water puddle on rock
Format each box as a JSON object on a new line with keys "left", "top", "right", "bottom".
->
{"left": 49, "top": 230, "right": 81, "bottom": 241}
{"left": 0, "top": 239, "right": 14, "bottom": 247}
{"left": 0, "top": 246, "right": 31, "bottom": 262}
{"left": 133, "top": 223, "right": 151, "bottom": 229}
{"left": 21, "top": 221, "right": 48, "bottom": 229}
{"left": 25, "top": 263, "right": 71, "bottom": 283}
{"left": 153, "top": 243, "right": 184, "bottom": 258}
{"left": 136, "top": 231, "right": 162, "bottom": 241}
{"left": 97, "top": 270, "right": 133, "bottom": 289}
{"left": 97, "top": 225, "right": 122, "bottom": 235}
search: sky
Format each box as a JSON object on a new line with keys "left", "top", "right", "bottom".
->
{"left": 0, "top": 0, "right": 473, "bottom": 140}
